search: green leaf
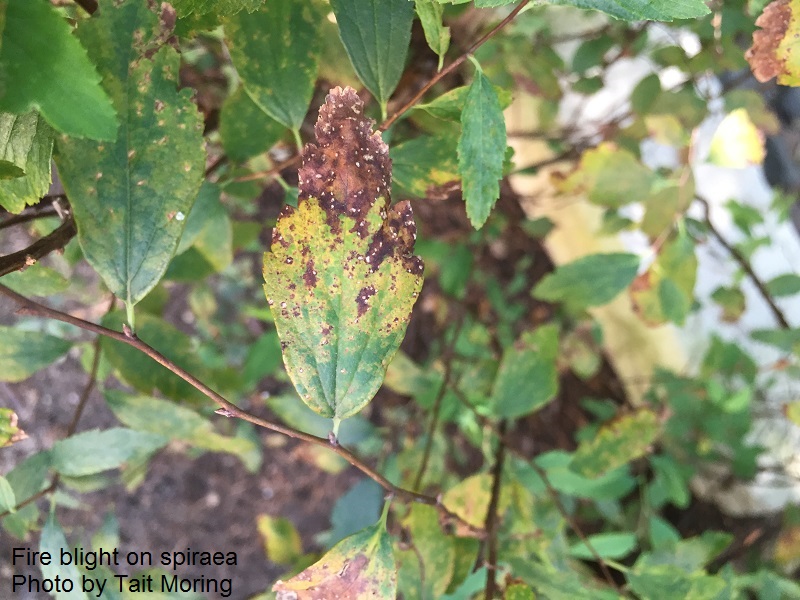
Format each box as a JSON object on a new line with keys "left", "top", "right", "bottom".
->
{"left": 545, "top": 0, "right": 710, "bottom": 21}
{"left": 751, "top": 328, "right": 800, "bottom": 353}
{"left": 415, "top": 0, "right": 451, "bottom": 71}
{"left": 0, "top": 0, "right": 117, "bottom": 141}
{"left": 40, "top": 512, "right": 90, "bottom": 600}
{"left": 51, "top": 428, "right": 166, "bottom": 477}
{"left": 55, "top": 0, "right": 205, "bottom": 314}
{"left": 415, "top": 84, "right": 514, "bottom": 122}
{"left": 491, "top": 324, "right": 559, "bottom": 419}
{"left": 627, "top": 565, "right": 726, "bottom": 600}
{"left": 0, "top": 326, "right": 72, "bottom": 383}
{"left": 766, "top": 273, "right": 800, "bottom": 297}
{"left": 570, "top": 409, "right": 661, "bottom": 477}
{"left": 0, "top": 408, "right": 26, "bottom": 447}
{"left": 555, "top": 142, "right": 655, "bottom": 208}
{"left": 533, "top": 253, "right": 640, "bottom": 311}
{"left": 257, "top": 514, "right": 302, "bottom": 565}
{"left": 505, "top": 584, "right": 536, "bottom": 600}
{"left": 171, "top": 0, "right": 262, "bottom": 18}
{"left": 391, "top": 133, "right": 460, "bottom": 198}
{"left": 101, "top": 312, "right": 217, "bottom": 403}
{"left": 569, "top": 532, "right": 638, "bottom": 560}
{"left": 458, "top": 71, "right": 507, "bottom": 229}
{"left": 1, "top": 263, "right": 69, "bottom": 296}
{"left": 329, "top": 0, "right": 415, "bottom": 116}
{"left": 104, "top": 390, "right": 261, "bottom": 472}
{"left": 219, "top": 87, "right": 285, "bottom": 162}
{"left": 263, "top": 87, "right": 423, "bottom": 429}
{"left": 0, "top": 110, "right": 54, "bottom": 213}
{"left": 273, "top": 514, "right": 396, "bottom": 598}
{"left": 225, "top": 0, "right": 319, "bottom": 134}
{"left": 0, "top": 476, "right": 15, "bottom": 513}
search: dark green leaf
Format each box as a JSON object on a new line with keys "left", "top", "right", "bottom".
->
{"left": 172, "top": 181, "right": 232, "bottom": 274}
{"left": 171, "top": 0, "right": 262, "bottom": 18}
{"left": 219, "top": 87, "right": 285, "bottom": 161}
{"left": 569, "top": 532, "right": 637, "bottom": 560}
{"left": 51, "top": 428, "right": 166, "bottom": 477}
{"left": 533, "top": 253, "right": 640, "bottom": 311}
{"left": 545, "top": 0, "right": 710, "bottom": 21}
{"left": 0, "top": 110, "right": 54, "bottom": 213}
{"left": 225, "top": 0, "right": 319, "bottom": 134}
{"left": 0, "top": 326, "right": 72, "bottom": 382}
{"left": 327, "top": 478, "right": 384, "bottom": 545}
{"left": 627, "top": 565, "right": 726, "bottom": 600}
{"left": 0, "top": 476, "right": 14, "bottom": 513}
{"left": 329, "top": 0, "right": 415, "bottom": 116}
{"left": 0, "top": 0, "right": 117, "bottom": 140}
{"left": 766, "top": 273, "right": 800, "bottom": 297}
{"left": 458, "top": 71, "right": 507, "bottom": 229}
{"left": 751, "top": 328, "right": 800, "bottom": 353}
{"left": 55, "top": 0, "right": 205, "bottom": 315}
{"left": 491, "top": 324, "right": 559, "bottom": 419}
{"left": 415, "top": 0, "right": 451, "bottom": 71}
{"left": 263, "top": 88, "right": 423, "bottom": 430}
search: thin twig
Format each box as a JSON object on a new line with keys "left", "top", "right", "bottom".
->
{"left": 482, "top": 420, "right": 508, "bottom": 600}
{"left": 0, "top": 205, "right": 60, "bottom": 231}
{"left": 529, "top": 461, "right": 620, "bottom": 591}
{"left": 380, "top": 0, "right": 531, "bottom": 132}
{"left": 412, "top": 315, "right": 465, "bottom": 492}
{"left": 0, "top": 284, "right": 484, "bottom": 536}
{"left": 0, "top": 215, "right": 77, "bottom": 278}
{"left": 696, "top": 195, "right": 790, "bottom": 329}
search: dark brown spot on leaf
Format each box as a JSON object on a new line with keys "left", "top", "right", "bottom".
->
{"left": 303, "top": 258, "right": 317, "bottom": 288}
{"left": 747, "top": 0, "right": 792, "bottom": 82}
{"left": 356, "top": 285, "right": 376, "bottom": 317}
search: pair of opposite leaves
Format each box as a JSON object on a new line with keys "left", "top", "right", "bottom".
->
{"left": 263, "top": 87, "right": 424, "bottom": 434}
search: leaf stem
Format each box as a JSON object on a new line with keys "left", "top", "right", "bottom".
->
{"left": 0, "top": 283, "right": 485, "bottom": 537}
{"left": 379, "top": 0, "right": 530, "bottom": 132}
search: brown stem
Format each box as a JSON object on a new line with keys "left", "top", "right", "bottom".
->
{"left": 0, "top": 284, "right": 484, "bottom": 536}
{"left": 0, "top": 215, "right": 77, "bottom": 278}
{"left": 696, "top": 195, "right": 790, "bottom": 329}
{"left": 529, "top": 461, "right": 620, "bottom": 591}
{"left": 380, "top": 0, "right": 532, "bottom": 132}
{"left": 482, "top": 420, "right": 508, "bottom": 600}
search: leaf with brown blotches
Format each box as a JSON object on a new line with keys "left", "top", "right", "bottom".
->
{"left": 263, "top": 86, "right": 423, "bottom": 433}
{"left": 273, "top": 516, "right": 396, "bottom": 599}
{"left": 746, "top": 0, "right": 800, "bottom": 85}
{"left": 0, "top": 409, "right": 27, "bottom": 448}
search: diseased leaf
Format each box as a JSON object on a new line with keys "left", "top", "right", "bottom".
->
{"left": 0, "top": 110, "right": 54, "bottom": 213}
{"left": 0, "top": 0, "right": 117, "bottom": 141}
{"left": 225, "top": 0, "right": 319, "bottom": 134}
{"left": 458, "top": 71, "right": 507, "bottom": 229}
{"left": 711, "top": 286, "right": 746, "bottom": 322}
{"left": 533, "top": 253, "right": 640, "bottom": 311}
{"left": 51, "top": 428, "right": 167, "bottom": 477}
{"left": 0, "top": 326, "right": 72, "bottom": 383}
{"left": 258, "top": 514, "right": 303, "bottom": 565}
{"left": 263, "top": 87, "right": 423, "bottom": 429}
{"left": 391, "top": 133, "right": 460, "bottom": 199}
{"left": 329, "top": 0, "right": 415, "bottom": 117}
{"left": 442, "top": 473, "right": 492, "bottom": 531}
{"left": 747, "top": 0, "right": 800, "bottom": 85}
{"left": 400, "top": 504, "right": 456, "bottom": 598}
{"left": 55, "top": 0, "right": 205, "bottom": 315}
{"left": 491, "top": 324, "right": 559, "bottom": 419}
{"left": 273, "top": 513, "right": 396, "bottom": 599}
{"left": 415, "top": 0, "right": 450, "bottom": 71}
{"left": 545, "top": 0, "right": 709, "bottom": 21}
{"left": 0, "top": 408, "right": 27, "bottom": 448}
{"left": 708, "top": 109, "right": 765, "bottom": 167}
{"left": 570, "top": 409, "right": 661, "bottom": 477}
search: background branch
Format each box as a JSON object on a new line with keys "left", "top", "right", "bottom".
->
{"left": 0, "top": 215, "right": 77, "bottom": 278}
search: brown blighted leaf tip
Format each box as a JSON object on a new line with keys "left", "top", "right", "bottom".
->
{"left": 747, "top": 0, "right": 791, "bottom": 83}
{"left": 298, "top": 86, "right": 391, "bottom": 236}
